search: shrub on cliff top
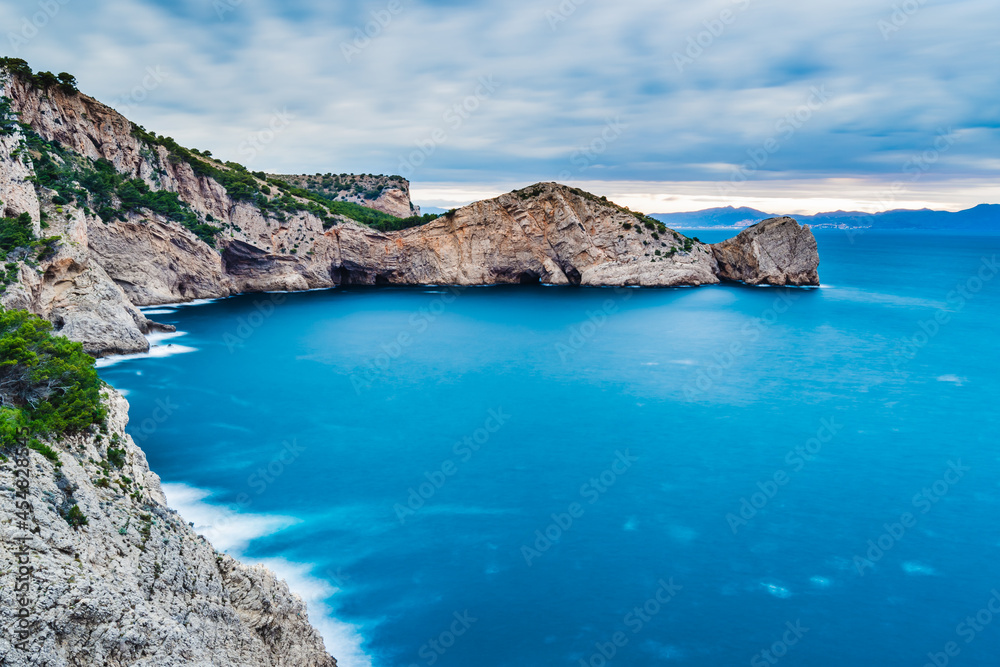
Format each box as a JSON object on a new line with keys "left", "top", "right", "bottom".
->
{"left": 0, "top": 58, "right": 78, "bottom": 94}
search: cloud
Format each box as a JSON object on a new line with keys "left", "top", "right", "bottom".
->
{"left": 4, "top": 0, "right": 997, "bottom": 209}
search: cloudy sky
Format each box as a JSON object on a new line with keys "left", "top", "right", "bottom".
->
{"left": 3, "top": 0, "right": 998, "bottom": 213}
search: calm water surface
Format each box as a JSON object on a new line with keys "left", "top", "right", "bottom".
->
{"left": 99, "top": 230, "right": 1000, "bottom": 667}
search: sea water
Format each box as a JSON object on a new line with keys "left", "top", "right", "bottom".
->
{"left": 98, "top": 230, "right": 1000, "bottom": 667}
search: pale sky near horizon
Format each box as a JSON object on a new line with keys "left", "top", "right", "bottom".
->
{"left": 2, "top": 0, "right": 997, "bottom": 214}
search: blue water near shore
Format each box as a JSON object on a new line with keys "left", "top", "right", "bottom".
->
{"left": 99, "top": 230, "right": 1000, "bottom": 667}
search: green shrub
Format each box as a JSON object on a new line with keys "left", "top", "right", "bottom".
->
{"left": 28, "top": 438, "right": 60, "bottom": 464}
{"left": 64, "top": 504, "right": 88, "bottom": 528}
{"left": 0, "top": 213, "right": 34, "bottom": 253}
{"left": 0, "top": 406, "right": 27, "bottom": 448}
{"left": 0, "top": 308, "right": 107, "bottom": 438}
{"left": 0, "top": 95, "right": 19, "bottom": 136}
{"left": 107, "top": 447, "right": 126, "bottom": 469}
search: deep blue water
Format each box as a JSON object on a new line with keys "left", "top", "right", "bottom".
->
{"left": 99, "top": 230, "right": 1000, "bottom": 667}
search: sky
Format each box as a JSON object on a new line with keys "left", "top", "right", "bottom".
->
{"left": 2, "top": 0, "right": 998, "bottom": 214}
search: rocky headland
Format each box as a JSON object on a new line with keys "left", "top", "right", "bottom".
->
{"left": 0, "top": 61, "right": 820, "bottom": 667}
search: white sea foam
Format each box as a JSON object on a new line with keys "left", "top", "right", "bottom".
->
{"left": 255, "top": 557, "right": 372, "bottom": 667}
{"left": 936, "top": 374, "right": 967, "bottom": 386}
{"left": 902, "top": 561, "right": 936, "bottom": 576}
{"left": 809, "top": 576, "right": 832, "bottom": 588}
{"left": 174, "top": 298, "right": 222, "bottom": 307}
{"left": 761, "top": 582, "right": 792, "bottom": 599}
{"left": 161, "top": 483, "right": 371, "bottom": 667}
{"left": 141, "top": 308, "right": 177, "bottom": 315}
{"left": 162, "top": 483, "right": 299, "bottom": 552}
{"left": 96, "top": 330, "right": 197, "bottom": 368}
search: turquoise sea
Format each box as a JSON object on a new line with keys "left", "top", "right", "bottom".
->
{"left": 99, "top": 230, "right": 1000, "bottom": 667}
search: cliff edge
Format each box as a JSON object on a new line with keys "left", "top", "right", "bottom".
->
{"left": 0, "top": 390, "right": 336, "bottom": 667}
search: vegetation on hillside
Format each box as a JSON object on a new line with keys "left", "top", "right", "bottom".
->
{"left": 270, "top": 172, "right": 409, "bottom": 202}
{"left": 0, "top": 212, "right": 34, "bottom": 253}
{"left": 6, "top": 57, "right": 435, "bottom": 237}
{"left": 129, "top": 125, "right": 434, "bottom": 231}
{"left": 0, "top": 95, "right": 18, "bottom": 136}
{"left": 0, "top": 308, "right": 107, "bottom": 461}
{"left": 22, "top": 128, "right": 221, "bottom": 245}
{"left": 0, "top": 208, "right": 62, "bottom": 293}
{"left": 0, "top": 57, "right": 78, "bottom": 94}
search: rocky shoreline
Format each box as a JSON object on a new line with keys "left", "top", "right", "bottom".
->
{"left": 0, "top": 64, "right": 819, "bottom": 666}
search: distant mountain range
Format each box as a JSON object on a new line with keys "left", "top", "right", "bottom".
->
{"left": 650, "top": 204, "right": 1000, "bottom": 231}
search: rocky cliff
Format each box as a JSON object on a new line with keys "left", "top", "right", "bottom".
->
{"left": 1, "top": 68, "right": 819, "bottom": 358}
{"left": 711, "top": 216, "right": 821, "bottom": 286}
{"left": 0, "top": 390, "right": 335, "bottom": 667}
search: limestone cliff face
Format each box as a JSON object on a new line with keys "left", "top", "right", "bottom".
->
{"left": 2, "top": 74, "right": 820, "bottom": 357}
{"left": 0, "top": 191, "right": 158, "bottom": 357}
{"left": 711, "top": 216, "right": 820, "bottom": 286}
{"left": 0, "top": 390, "right": 336, "bottom": 667}
{"left": 329, "top": 184, "right": 720, "bottom": 287}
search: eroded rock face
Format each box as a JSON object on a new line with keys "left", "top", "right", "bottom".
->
{"left": 1, "top": 197, "right": 154, "bottom": 357}
{"left": 330, "top": 184, "right": 720, "bottom": 287}
{"left": 711, "top": 217, "right": 820, "bottom": 286}
{"left": 0, "top": 391, "right": 336, "bottom": 667}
